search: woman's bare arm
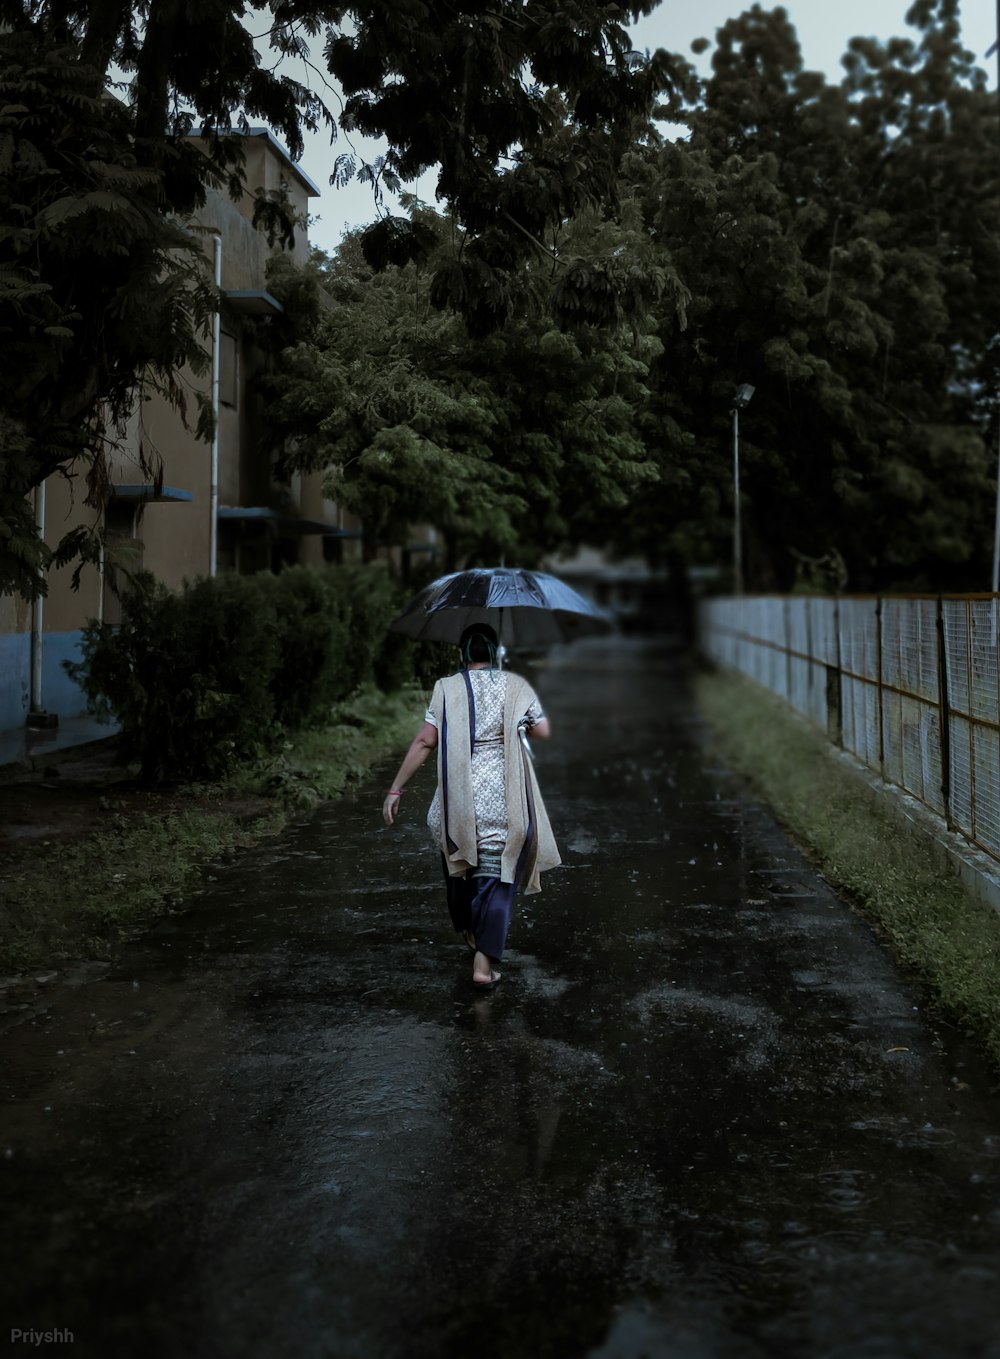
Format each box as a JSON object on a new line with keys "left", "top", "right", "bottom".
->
{"left": 527, "top": 716, "right": 551, "bottom": 740}
{"left": 383, "top": 721, "right": 439, "bottom": 824}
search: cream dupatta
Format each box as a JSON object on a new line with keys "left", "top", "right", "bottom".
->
{"left": 428, "top": 671, "right": 560, "bottom": 894}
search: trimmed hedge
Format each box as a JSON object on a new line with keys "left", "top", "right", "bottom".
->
{"left": 67, "top": 563, "right": 441, "bottom": 783}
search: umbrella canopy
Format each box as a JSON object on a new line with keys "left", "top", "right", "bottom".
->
{"left": 389, "top": 567, "right": 612, "bottom": 646}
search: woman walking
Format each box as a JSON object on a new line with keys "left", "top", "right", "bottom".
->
{"left": 382, "top": 624, "right": 560, "bottom": 989}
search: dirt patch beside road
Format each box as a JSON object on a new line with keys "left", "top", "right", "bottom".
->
{"left": 0, "top": 685, "right": 424, "bottom": 986}
{"left": 0, "top": 738, "right": 281, "bottom": 990}
{"left": 0, "top": 740, "right": 269, "bottom": 849}
{"left": 0, "top": 741, "right": 273, "bottom": 850}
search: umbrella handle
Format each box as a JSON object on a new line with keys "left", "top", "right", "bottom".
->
{"left": 518, "top": 722, "right": 535, "bottom": 763}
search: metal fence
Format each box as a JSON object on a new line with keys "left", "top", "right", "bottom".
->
{"left": 700, "top": 595, "right": 1000, "bottom": 867}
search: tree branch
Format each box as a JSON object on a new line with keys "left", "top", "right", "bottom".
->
{"left": 502, "top": 210, "right": 566, "bottom": 267}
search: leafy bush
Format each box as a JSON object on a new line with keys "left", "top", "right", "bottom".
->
{"left": 67, "top": 562, "right": 442, "bottom": 783}
{"left": 267, "top": 567, "right": 352, "bottom": 728}
{"left": 69, "top": 571, "right": 283, "bottom": 782}
{"left": 375, "top": 628, "right": 442, "bottom": 692}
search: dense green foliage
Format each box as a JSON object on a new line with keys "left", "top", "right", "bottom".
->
{"left": 261, "top": 0, "right": 997, "bottom": 589}
{"left": 66, "top": 563, "right": 439, "bottom": 782}
{"left": 624, "top": 0, "right": 1000, "bottom": 590}
{"left": 317, "top": 0, "right": 683, "bottom": 333}
{"left": 0, "top": 0, "right": 669, "bottom": 596}
{"left": 2, "top": 0, "right": 996, "bottom": 595}
{"left": 261, "top": 206, "right": 676, "bottom": 565}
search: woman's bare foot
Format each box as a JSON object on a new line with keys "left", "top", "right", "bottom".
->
{"left": 472, "top": 950, "right": 500, "bottom": 987}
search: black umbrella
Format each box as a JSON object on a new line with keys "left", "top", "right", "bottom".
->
{"left": 389, "top": 567, "right": 612, "bottom": 646}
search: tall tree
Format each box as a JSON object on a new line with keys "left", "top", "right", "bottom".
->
{"left": 260, "top": 198, "right": 677, "bottom": 564}
{"left": 318, "top": 1, "right": 689, "bottom": 330}
{"left": 622, "top": 2, "right": 999, "bottom": 590}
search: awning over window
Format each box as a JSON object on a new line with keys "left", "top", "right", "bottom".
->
{"left": 223, "top": 290, "right": 284, "bottom": 316}
{"left": 111, "top": 484, "right": 193, "bottom": 502}
{"left": 218, "top": 507, "right": 355, "bottom": 536}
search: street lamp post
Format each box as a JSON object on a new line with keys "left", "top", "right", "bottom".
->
{"left": 731, "top": 383, "right": 755, "bottom": 595}
{"left": 989, "top": 7, "right": 999, "bottom": 596}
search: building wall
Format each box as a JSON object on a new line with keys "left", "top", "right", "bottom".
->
{"left": 0, "top": 593, "right": 32, "bottom": 730}
{"left": 125, "top": 375, "right": 215, "bottom": 591}
{"left": 240, "top": 134, "right": 314, "bottom": 266}
{"left": 43, "top": 475, "right": 102, "bottom": 633}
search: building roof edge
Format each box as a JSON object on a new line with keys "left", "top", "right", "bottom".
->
{"left": 187, "top": 127, "right": 322, "bottom": 198}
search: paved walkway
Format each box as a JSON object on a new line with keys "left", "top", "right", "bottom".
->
{"left": 0, "top": 713, "right": 118, "bottom": 771}
{"left": 1, "top": 638, "right": 999, "bottom": 1359}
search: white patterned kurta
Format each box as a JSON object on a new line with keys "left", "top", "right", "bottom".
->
{"left": 426, "top": 670, "right": 544, "bottom": 878}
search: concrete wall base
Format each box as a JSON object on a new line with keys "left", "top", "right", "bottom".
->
{"left": 0, "top": 630, "right": 91, "bottom": 734}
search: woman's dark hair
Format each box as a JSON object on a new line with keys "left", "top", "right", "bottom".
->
{"left": 459, "top": 623, "right": 499, "bottom": 666}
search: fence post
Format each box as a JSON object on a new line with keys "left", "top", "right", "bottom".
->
{"left": 936, "top": 594, "right": 953, "bottom": 829}
{"left": 805, "top": 595, "right": 813, "bottom": 719}
{"left": 876, "top": 594, "right": 886, "bottom": 778}
{"left": 784, "top": 597, "right": 793, "bottom": 703}
{"left": 967, "top": 598, "right": 980, "bottom": 848}
{"left": 827, "top": 594, "right": 843, "bottom": 747}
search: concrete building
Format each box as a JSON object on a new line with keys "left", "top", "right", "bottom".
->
{"left": 0, "top": 129, "right": 359, "bottom": 749}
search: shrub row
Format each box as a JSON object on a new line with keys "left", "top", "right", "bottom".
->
{"left": 68, "top": 564, "right": 441, "bottom": 783}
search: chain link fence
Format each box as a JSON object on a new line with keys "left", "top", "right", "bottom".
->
{"left": 700, "top": 595, "right": 1000, "bottom": 866}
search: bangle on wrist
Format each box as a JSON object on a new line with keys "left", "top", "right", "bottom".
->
{"left": 388, "top": 788, "right": 404, "bottom": 796}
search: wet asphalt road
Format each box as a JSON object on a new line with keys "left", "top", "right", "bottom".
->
{"left": 3, "top": 637, "right": 1000, "bottom": 1359}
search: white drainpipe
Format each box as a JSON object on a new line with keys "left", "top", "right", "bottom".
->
{"left": 97, "top": 535, "right": 105, "bottom": 625}
{"left": 28, "top": 480, "right": 46, "bottom": 717}
{"left": 209, "top": 231, "right": 222, "bottom": 576}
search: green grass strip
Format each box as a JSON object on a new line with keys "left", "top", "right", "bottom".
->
{"left": 0, "top": 684, "right": 426, "bottom": 974}
{"left": 0, "top": 804, "right": 285, "bottom": 971}
{"left": 696, "top": 668, "right": 1000, "bottom": 1070}
{"left": 230, "top": 683, "right": 423, "bottom": 811}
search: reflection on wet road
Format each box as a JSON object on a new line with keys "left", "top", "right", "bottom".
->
{"left": 3, "top": 638, "right": 1000, "bottom": 1358}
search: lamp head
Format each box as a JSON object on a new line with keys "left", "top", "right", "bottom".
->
{"left": 732, "top": 383, "right": 755, "bottom": 411}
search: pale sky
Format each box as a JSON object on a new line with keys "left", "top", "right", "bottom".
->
{"left": 296, "top": 0, "right": 995, "bottom": 254}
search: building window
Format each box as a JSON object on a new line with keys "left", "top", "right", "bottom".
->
{"left": 219, "top": 331, "right": 238, "bottom": 408}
